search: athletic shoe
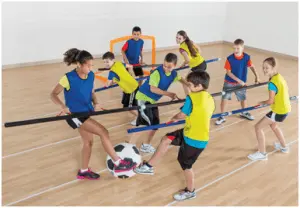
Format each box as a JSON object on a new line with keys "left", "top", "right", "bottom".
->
{"left": 114, "top": 158, "right": 137, "bottom": 173}
{"left": 240, "top": 112, "right": 255, "bottom": 120}
{"left": 173, "top": 188, "right": 196, "bottom": 201}
{"left": 134, "top": 162, "right": 154, "bottom": 175}
{"left": 140, "top": 144, "right": 156, "bottom": 153}
{"left": 77, "top": 168, "right": 100, "bottom": 180}
{"left": 247, "top": 151, "right": 268, "bottom": 161}
{"left": 215, "top": 116, "right": 226, "bottom": 125}
{"left": 274, "top": 142, "right": 289, "bottom": 153}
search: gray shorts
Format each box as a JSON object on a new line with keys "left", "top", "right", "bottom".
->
{"left": 222, "top": 82, "right": 246, "bottom": 101}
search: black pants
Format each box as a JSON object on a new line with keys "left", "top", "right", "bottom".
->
{"left": 191, "top": 61, "right": 207, "bottom": 72}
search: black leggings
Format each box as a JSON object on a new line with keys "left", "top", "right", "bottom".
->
{"left": 191, "top": 61, "right": 207, "bottom": 72}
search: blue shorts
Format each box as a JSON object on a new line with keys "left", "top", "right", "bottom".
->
{"left": 222, "top": 82, "right": 246, "bottom": 101}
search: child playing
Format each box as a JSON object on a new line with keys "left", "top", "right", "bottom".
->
{"left": 51, "top": 48, "right": 136, "bottom": 180}
{"left": 216, "top": 39, "right": 260, "bottom": 125}
{"left": 102, "top": 51, "right": 139, "bottom": 125}
{"left": 122, "top": 26, "right": 145, "bottom": 85}
{"left": 176, "top": 30, "right": 206, "bottom": 72}
{"left": 134, "top": 53, "right": 189, "bottom": 153}
{"left": 134, "top": 71, "right": 215, "bottom": 201}
{"left": 248, "top": 57, "right": 291, "bottom": 161}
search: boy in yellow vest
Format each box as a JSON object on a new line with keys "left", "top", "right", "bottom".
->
{"left": 102, "top": 52, "right": 139, "bottom": 124}
{"left": 134, "top": 71, "right": 215, "bottom": 201}
{"left": 248, "top": 57, "right": 291, "bottom": 161}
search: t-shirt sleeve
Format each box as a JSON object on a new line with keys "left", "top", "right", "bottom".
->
{"left": 247, "top": 59, "right": 253, "bottom": 67}
{"left": 149, "top": 70, "right": 160, "bottom": 87}
{"left": 108, "top": 71, "right": 119, "bottom": 81}
{"left": 224, "top": 59, "right": 231, "bottom": 71}
{"left": 174, "top": 73, "right": 182, "bottom": 82}
{"left": 181, "top": 96, "right": 192, "bottom": 116}
{"left": 268, "top": 82, "right": 278, "bottom": 94}
{"left": 59, "top": 75, "right": 70, "bottom": 91}
{"left": 122, "top": 41, "right": 129, "bottom": 52}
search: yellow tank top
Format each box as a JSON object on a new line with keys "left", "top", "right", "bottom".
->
{"left": 184, "top": 91, "right": 215, "bottom": 142}
{"left": 180, "top": 42, "right": 204, "bottom": 68}
{"left": 111, "top": 61, "right": 139, "bottom": 94}
{"left": 270, "top": 73, "right": 291, "bottom": 114}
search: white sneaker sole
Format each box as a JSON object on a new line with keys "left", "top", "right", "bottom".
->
{"left": 215, "top": 120, "right": 226, "bottom": 125}
{"left": 134, "top": 170, "right": 154, "bottom": 175}
{"left": 174, "top": 195, "right": 196, "bottom": 201}
{"left": 140, "top": 149, "right": 155, "bottom": 153}
{"left": 247, "top": 155, "right": 268, "bottom": 161}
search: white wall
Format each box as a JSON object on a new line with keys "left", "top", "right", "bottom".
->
{"left": 2, "top": 2, "right": 227, "bottom": 66}
{"left": 224, "top": 2, "right": 298, "bottom": 57}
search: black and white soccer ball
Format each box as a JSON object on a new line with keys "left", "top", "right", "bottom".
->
{"left": 106, "top": 143, "right": 141, "bottom": 179}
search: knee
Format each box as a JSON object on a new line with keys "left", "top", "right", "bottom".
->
{"left": 161, "top": 136, "right": 172, "bottom": 145}
{"left": 97, "top": 128, "right": 109, "bottom": 139}
{"left": 255, "top": 123, "right": 261, "bottom": 131}
{"left": 270, "top": 123, "right": 277, "bottom": 131}
{"left": 83, "top": 140, "right": 93, "bottom": 148}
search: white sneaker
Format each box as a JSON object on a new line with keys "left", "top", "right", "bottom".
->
{"left": 248, "top": 151, "right": 268, "bottom": 161}
{"left": 140, "top": 144, "right": 156, "bottom": 153}
{"left": 173, "top": 188, "right": 196, "bottom": 201}
{"left": 215, "top": 116, "right": 226, "bottom": 125}
{"left": 274, "top": 142, "right": 289, "bottom": 153}
{"left": 130, "top": 118, "right": 137, "bottom": 126}
{"left": 240, "top": 112, "right": 255, "bottom": 120}
{"left": 134, "top": 163, "right": 154, "bottom": 175}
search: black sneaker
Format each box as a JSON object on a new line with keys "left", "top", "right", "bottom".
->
{"left": 114, "top": 158, "right": 137, "bottom": 173}
{"left": 77, "top": 168, "right": 100, "bottom": 180}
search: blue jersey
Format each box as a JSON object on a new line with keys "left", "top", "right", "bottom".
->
{"left": 122, "top": 38, "right": 144, "bottom": 65}
{"left": 138, "top": 65, "right": 178, "bottom": 101}
{"left": 64, "top": 70, "right": 94, "bottom": 113}
{"left": 224, "top": 53, "right": 250, "bottom": 83}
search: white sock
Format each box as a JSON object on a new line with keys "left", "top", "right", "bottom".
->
{"left": 113, "top": 158, "right": 121, "bottom": 166}
{"left": 80, "top": 168, "right": 88, "bottom": 173}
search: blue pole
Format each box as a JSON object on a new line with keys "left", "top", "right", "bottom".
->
{"left": 127, "top": 96, "right": 298, "bottom": 134}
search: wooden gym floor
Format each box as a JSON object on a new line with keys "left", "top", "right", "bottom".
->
{"left": 2, "top": 43, "right": 298, "bottom": 206}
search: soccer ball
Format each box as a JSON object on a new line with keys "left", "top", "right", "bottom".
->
{"left": 106, "top": 143, "right": 142, "bottom": 179}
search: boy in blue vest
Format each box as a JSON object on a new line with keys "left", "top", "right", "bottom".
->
{"left": 215, "top": 39, "right": 260, "bottom": 125}
{"left": 134, "top": 53, "right": 189, "bottom": 153}
{"left": 135, "top": 71, "right": 215, "bottom": 201}
{"left": 121, "top": 26, "right": 145, "bottom": 85}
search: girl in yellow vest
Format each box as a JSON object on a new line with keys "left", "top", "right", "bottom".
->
{"left": 248, "top": 57, "right": 291, "bottom": 161}
{"left": 176, "top": 30, "right": 206, "bottom": 72}
{"left": 102, "top": 52, "right": 139, "bottom": 125}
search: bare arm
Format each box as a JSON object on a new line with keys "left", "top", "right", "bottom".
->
{"left": 50, "top": 84, "right": 66, "bottom": 109}
{"left": 180, "top": 51, "right": 190, "bottom": 68}
{"left": 121, "top": 50, "right": 129, "bottom": 64}
{"left": 170, "top": 111, "right": 187, "bottom": 122}
{"left": 249, "top": 66, "right": 260, "bottom": 83}
{"left": 259, "top": 90, "right": 275, "bottom": 105}
{"left": 178, "top": 78, "right": 190, "bottom": 96}
{"left": 150, "top": 86, "right": 178, "bottom": 100}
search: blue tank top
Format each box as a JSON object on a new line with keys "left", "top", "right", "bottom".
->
{"left": 139, "top": 65, "right": 178, "bottom": 101}
{"left": 225, "top": 53, "right": 250, "bottom": 83}
{"left": 125, "top": 39, "right": 144, "bottom": 64}
{"left": 64, "top": 70, "right": 95, "bottom": 113}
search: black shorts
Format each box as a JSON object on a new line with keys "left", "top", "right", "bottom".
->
{"left": 166, "top": 129, "right": 204, "bottom": 170}
{"left": 191, "top": 61, "right": 207, "bottom": 72}
{"left": 66, "top": 114, "right": 90, "bottom": 129}
{"left": 127, "top": 67, "right": 144, "bottom": 77}
{"left": 122, "top": 88, "right": 138, "bottom": 108}
{"left": 136, "top": 100, "right": 160, "bottom": 127}
{"left": 266, "top": 111, "right": 288, "bottom": 122}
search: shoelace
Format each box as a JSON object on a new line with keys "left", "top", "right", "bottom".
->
{"left": 120, "top": 160, "right": 131, "bottom": 166}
